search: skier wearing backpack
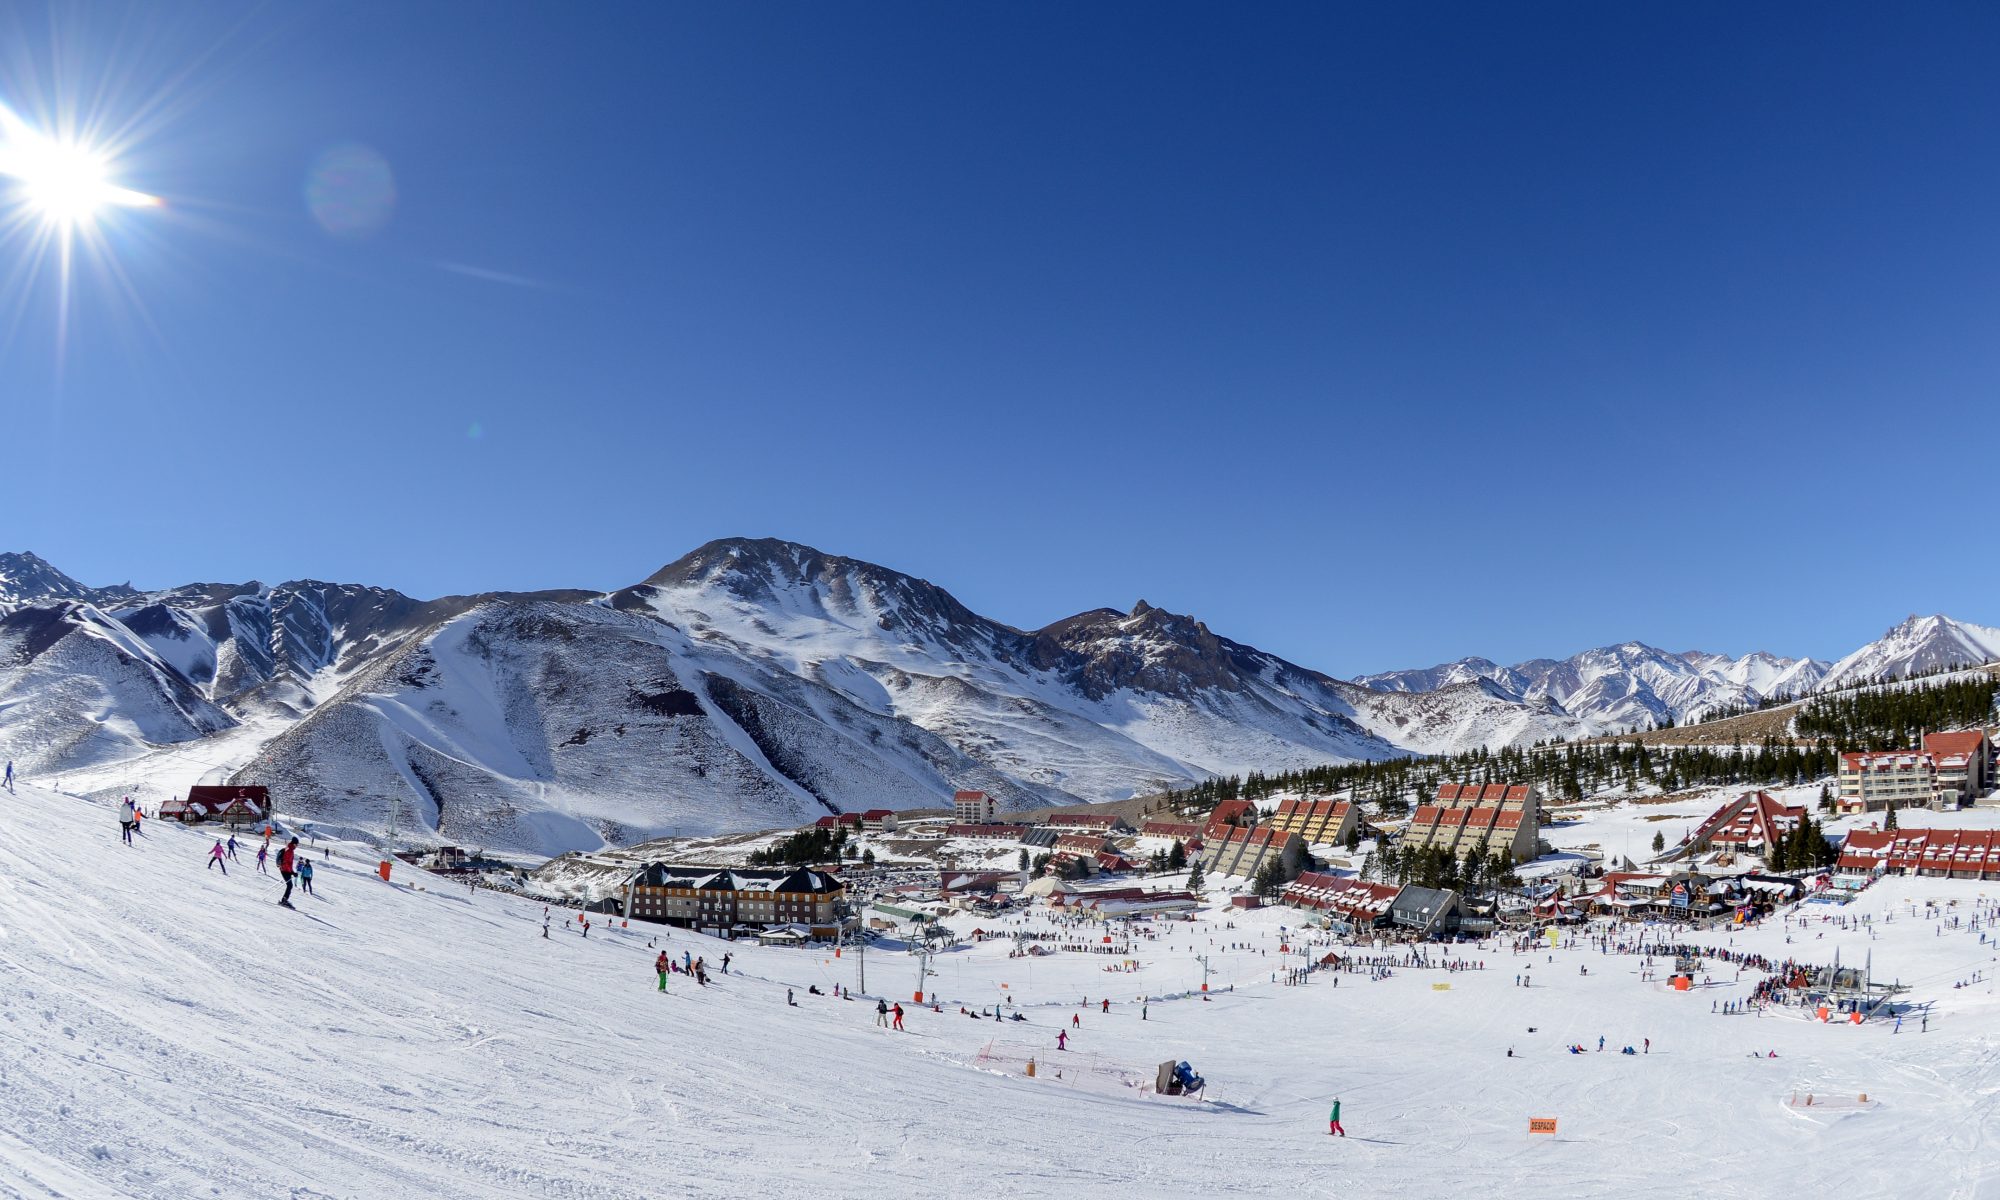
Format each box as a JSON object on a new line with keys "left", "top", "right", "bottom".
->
{"left": 276, "top": 837, "right": 299, "bottom": 907}
{"left": 892, "top": 1003, "right": 905, "bottom": 1031}
{"left": 119, "top": 797, "right": 136, "bottom": 845}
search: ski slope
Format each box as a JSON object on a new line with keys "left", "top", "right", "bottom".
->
{"left": 3, "top": 784, "right": 1999, "bottom": 1198}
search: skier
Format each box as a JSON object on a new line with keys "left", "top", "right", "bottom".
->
{"left": 1071, "top": 1012, "right": 1080, "bottom": 1029}
{"left": 119, "top": 796, "right": 136, "bottom": 845}
{"left": 257, "top": 843, "right": 270, "bottom": 874}
{"left": 1057, "top": 1029, "right": 1068, "bottom": 1051}
{"left": 1328, "top": 1098, "right": 1346, "bottom": 1137}
{"left": 227, "top": 834, "right": 241, "bottom": 862}
{"left": 1101, "top": 998, "right": 1109, "bottom": 1014}
{"left": 1598, "top": 1036, "right": 1604, "bottom": 1053}
{"left": 207, "top": 840, "right": 228, "bottom": 873}
{"left": 276, "top": 837, "right": 299, "bottom": 907}
{"left": 3, "top": 760, "right": 12, "bottom": 791}
{"left": 721, "top": 953, "right": 732, "bottom": 975}
{"left": 892, "top": 1003, "right": 905, "bottom": 1031}
{"left": 299, "top": 858, "right": 315, "bottom": 896}
{"left": 876, "top": 999, "right": 891, "bottom": 1028}
{"left": 655, "top": 952, "right": 670, "bottom": 992}
{"left": 1643, "top": 1037, "right": 1650, "bottom": 1054}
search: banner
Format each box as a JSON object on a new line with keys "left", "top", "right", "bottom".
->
{"left": 1432, "top": 982, "right": 1452, "bottom": 991}
{"left": 1528, "top": 1118, "right": 1558, "bottom": 1135}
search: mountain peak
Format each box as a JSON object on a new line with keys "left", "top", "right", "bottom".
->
{"left": 0, "top": 552, "right": 136, "bottom": 606}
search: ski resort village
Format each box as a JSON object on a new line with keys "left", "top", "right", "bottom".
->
{"left": 5, "top": 549, "right": 2000, "bottom": 1197}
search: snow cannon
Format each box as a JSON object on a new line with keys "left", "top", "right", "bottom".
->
{"left": 1155, "top": 1060, "right": 1204, "bottom": 1095}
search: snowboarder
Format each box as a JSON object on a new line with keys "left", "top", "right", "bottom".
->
{"left": 207, "top": 840, "right": 228, "bottom": 873}
{"left": 299, "top": 858, "right": 315, "bottom": 896}
{"left": 892, "top": 1003, "right": 905, "bottom": 1031}
{"left": 655, "top": 952, "right": 670, "bottom": 991}
{"left": 276, "top": 837, "right": 299, "bottom": 907}
{"left": 1328, "top": 1098, "right": 1345, "bottom": 1137}
{"left": 119, "top": 796, "right": 136, "bottom": 845}
{"left": 877, "top": 999, "right": 891, "bottom": 1028}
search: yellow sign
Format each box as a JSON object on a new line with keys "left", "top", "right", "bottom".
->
{"left": 1546, "top": 928, "right": 1560, "bottom": 946}
{"left": 1528, "top": 1118, "right": 1558, "bottom": 1135}
{"left": 1432, "top": 982, "right": 1452, "bottom": 991}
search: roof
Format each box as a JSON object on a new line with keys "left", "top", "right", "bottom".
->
{"left": 630, "top": 864, "right": 845, "bottom": 894}
{"left": 188, "top": 785, "right": 268, "bottom": 807}
{"left": 1207, "top": 799, "right": 1256, "bottom": 825}
{"left": 860, "top": 809, "right": 895, "bottom": 821}
{"left": 1922, "top": 730, "right": 1989, "bottom": 759}
{"left": 1838, "top": 827, "right": 2000, "bottom": 874}
{"left": 953, "top": 791, "right": 989, "bottom": 803}
{"left": 1840, "top": 751, "right": 1936, "bottom": 770}
{"left": 1435, "top": 783, "right": 1532, "bottom": 806}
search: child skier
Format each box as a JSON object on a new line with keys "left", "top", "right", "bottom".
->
{"left": 299, "top": 858, "right": 315, "bottom": 896}
{"left": 655, "top": 952, "right": 670, "bottom": 991}
{"left": 257, "top": 843, "right": 270, "bottom": 874}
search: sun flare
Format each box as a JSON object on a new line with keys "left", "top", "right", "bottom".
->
{"left": 0, "top": 106, "right": 158, "bottom": 228}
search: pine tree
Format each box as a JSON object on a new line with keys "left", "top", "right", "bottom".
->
{"left": 1186, "top": 860, "right": 1206, "bottom": 893}
{"left": 1885, "top": 805, "right": 1898, "bottom": 831}
{"left": 1168, "top": 839, "right": 1187, "bottom": 870}
{"left": 1651, "top": 830, "right": 1665, "bottom": 855}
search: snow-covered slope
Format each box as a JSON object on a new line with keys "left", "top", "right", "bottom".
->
{"left": 4, "top": 783, "right": 1998, "bottom": 1198}
{"left": 1362, "top": 642, "right": 1830, "bottom": 730}
{"left": 0, "top": 603, "right": 234, "bottom": 772}
{"left": 1817, "top": 614, "right": 2000, "bottom": 691}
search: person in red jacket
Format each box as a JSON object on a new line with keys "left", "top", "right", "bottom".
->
{"left": 276, "top": 837, "right": 299, "bottom": 907}
{"left": 891, "top": 1003, "right": 905, "bottom": 1031}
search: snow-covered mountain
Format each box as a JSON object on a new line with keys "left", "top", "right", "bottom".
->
{"left": 1361, "top": 642, "right": 1830, "bottom": 731}
{"left": 1816, "top": 615, "right": 2000, "bottom": 691}
{"left": 2, "top": 539, "right": 1992, "bottom": 856}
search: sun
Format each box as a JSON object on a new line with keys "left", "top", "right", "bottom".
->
{"left": 0, "top": 106, "right": 158, "bottom": 228}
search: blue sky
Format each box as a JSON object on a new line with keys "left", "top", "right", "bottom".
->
{"left": 6, "top": 2, "right": 1999, "bottom": 675}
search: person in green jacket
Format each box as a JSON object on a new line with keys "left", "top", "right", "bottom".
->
{"left": 1328, "top": 1098, "right": 1345, "bottom": 1137}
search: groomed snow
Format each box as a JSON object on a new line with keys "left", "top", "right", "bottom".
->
{"left": 4, "top": 784, "right": 1999, "bottom": 1198}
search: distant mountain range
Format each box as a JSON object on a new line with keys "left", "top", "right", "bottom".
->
{"left": 2, "top": 544, "right": 1994, "bottom": 856}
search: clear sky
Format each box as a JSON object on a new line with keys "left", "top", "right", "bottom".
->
{"left": 6, "top": 3, "right": 1999, "bottom": 676}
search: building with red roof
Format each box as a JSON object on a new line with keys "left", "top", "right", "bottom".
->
{"left": 1678, "top": 790, "right": 1805, "bottom": 858}
{"left": 1404, "top": 783, "right": 1541, "bottom": 864}
{"left": 1266, "top": 798, "right": 1357, "bottom": 846}
{"left": 952, "top": 791, "right": 998, "bottom": 823}
{"left": 1200, "top": 825, "right": 1303, "bottom": 880}
{"left": 1838, "top": 827, "right": 2000, "bottom": 880}
{"left": 1281, "top": 871, "right": 1400, "bottom": 932}
{"left": 1838, "top": 751, "right": 1941, "bottom": 813}
{"left": 859, "top": 809, "right": 898, "bottom": 832}
{"left": 1923, "top": 730, "right": 1993, "bottom": 804}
